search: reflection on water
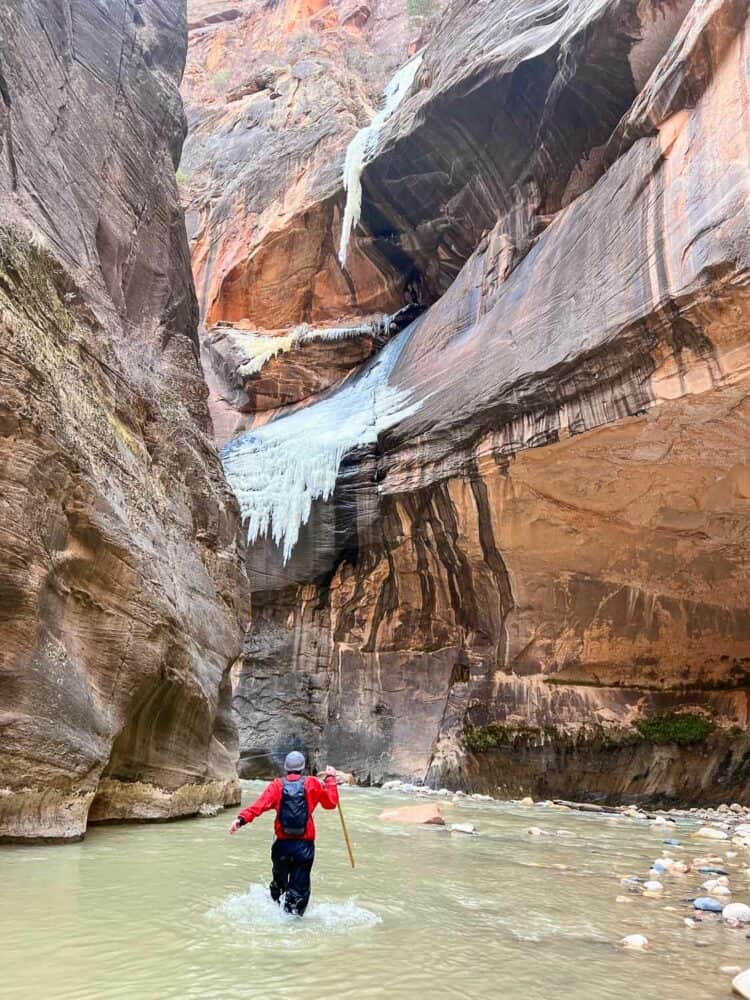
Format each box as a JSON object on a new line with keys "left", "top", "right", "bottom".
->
{"left": 2, "top": 782, "right": 749, "bottom": 999}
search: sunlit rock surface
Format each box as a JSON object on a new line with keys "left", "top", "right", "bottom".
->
{"left": 0, "top": 0, "right": 250, "bottom": 840}
{"left": 193, "top": 0, "right": 750, "bottom": 800}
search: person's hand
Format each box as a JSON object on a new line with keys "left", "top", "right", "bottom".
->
{"left": 325, "top": 765, "right": 337, "bottom": 778}
{"left": 229, "top": 818, "right": 242, "bottom": 835}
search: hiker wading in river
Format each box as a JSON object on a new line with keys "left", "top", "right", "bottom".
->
{"left": 229, "top": 751, "right": 339, "bottom": 916}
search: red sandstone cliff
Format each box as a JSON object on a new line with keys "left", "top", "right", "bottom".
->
{"left": 191, "top": 0, "right": 750, "bottom": 803}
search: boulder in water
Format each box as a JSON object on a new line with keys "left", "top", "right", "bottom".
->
{"left": 378, "top": 804, "right": 445, "bottom": 825}
{"left": 620, "top": 934, "right": 649, "bottom": 950}
{"left": 450, "top": 823, "right": 478, "bottom": 835}
{"left": 693, "top": 897, "right": 724, "bottom": 912}
{"left": 520, "top": 797, "right": 534, "bottom": 806}
{"left": 527, "top": 826, "right": 548, "bottom": 837}
{"left": 695, "top": 827, "right": 730, "bottom": 841}
{"left": 643, "top": 880, "right": 663, "bottom": 895}
{"left": 732, "top": 969, "right": 750, "bottom": 998}
{"left": 723, "top": 904, "right": 750, "bottom": 926}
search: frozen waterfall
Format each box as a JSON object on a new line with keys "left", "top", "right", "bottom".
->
{"left": 337, "top": 52, "right": 423, "bottom": 269}
{"left": 221, "top": 327, "right": 422, "bottom": 564}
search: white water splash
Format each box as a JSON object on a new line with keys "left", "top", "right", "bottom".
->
{"left": 221, "top": 328, "right": 421, "bottom": 563}
{"left": 207, "top": 883, "right": 381, "bottom": 939}
{"left": 338, "top": 52, "right": 423, "bottom": 268}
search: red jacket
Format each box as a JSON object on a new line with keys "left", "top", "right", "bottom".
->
{"left": 237, "top": 773, "right": 339, "bottom": 840}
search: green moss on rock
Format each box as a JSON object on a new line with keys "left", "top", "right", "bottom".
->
{"left": 463, "top": 722, "right": 509, "bottom": 752}
{"left": 635, "top": 712, "right": 713, "bottom": 746}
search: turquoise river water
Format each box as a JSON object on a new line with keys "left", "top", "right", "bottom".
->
{"left": 3, "top": 782, "right": 750, "bottom": 999}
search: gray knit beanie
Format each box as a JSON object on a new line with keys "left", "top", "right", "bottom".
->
{"left": 284, "top": 750, "right": 306, "bottom": 773}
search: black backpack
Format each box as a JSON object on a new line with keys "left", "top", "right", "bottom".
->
{"left": 278, "top": 777, "right": 308, "bottom": 836}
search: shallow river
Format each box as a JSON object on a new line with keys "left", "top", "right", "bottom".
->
{"left": 4, "top": 782, "right": 750, "bottom": 999}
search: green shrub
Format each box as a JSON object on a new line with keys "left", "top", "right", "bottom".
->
{"left": 463, "top": 722, "right": 509, "bottom": 753}
{"left": 635, "top": 712, "right": 713, "bottom": 746}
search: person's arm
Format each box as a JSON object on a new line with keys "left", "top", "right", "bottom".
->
{"left": 318, "top": 765, "right": 340, "bottom": 810}
{"left": 228, "top": 780, "right": 279, "bottom": 834}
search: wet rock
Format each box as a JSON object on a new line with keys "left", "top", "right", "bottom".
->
{"left": 198, "top": 803, "right": 222, "bottom": 818}
{"left": 378, "top": 804, "right": 445, "bottom": 825}
{"left": 620, "top": 934, "right": 649, "bottom": 950}
{"left": 733, "top": 969, "right": 750, "bottom": 998}
{"left": 696, "top": 828, "right": 730, "bottom": 841}
{"left": 643, "top": 880, "right": 664, "bottom": 895}
{"left": 528, "top": 827, "right": 548, "bottom": 837}
{"left": 724, "top": 904, "right": 750, "bottom": 925}
{"left": 520, "top": 797, "right": 535, "bottom": 807}
{"left": 694, "top": 898, "right": 724, "bottom": 913}
{"left": 450, "top": 823, "right": 477, "bottom": 835}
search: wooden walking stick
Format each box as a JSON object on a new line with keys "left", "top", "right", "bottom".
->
{"left": 337, "top": 798, "right": 356, "bottom": 869}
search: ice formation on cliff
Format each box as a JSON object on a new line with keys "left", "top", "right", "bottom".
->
{"left": 338, "top": 52, "right": 423, "bottom": 268}
{"left": 221, "top": 327, "right": 421, "bottom": 563}
{"left": 215, "top": 316, "right": 391, "bottom": 380}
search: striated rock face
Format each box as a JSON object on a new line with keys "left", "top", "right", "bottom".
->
{"left": 196, "top": 0, "right": 750, "bottom": 803}
{"left": 0, "top": 0, "right": 249, "bottom": 840}
{"left": 182, "top": 0, "right": 447, "bottom": 332}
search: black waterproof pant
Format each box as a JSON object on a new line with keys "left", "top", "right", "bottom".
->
{"left": 270, "top": 838, "right": 315, "bottom": 916}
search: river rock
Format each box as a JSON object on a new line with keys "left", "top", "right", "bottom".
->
{"left": 378, "top": 804, "right": 445, "bottom": 825}
{"left": 620, "top": 934, "right": 649, "bottom": 951}
{"left": 733, "top": 969, "right": 750, "bottom": 998}
{"left": 520, "top": 797, "right": 535, "bottom": 806}
{"left": 643, "top": 880, "right": 664, "bottom": 895}
{"left": 724, "top": 904, "right": 750, "bottom": 925}
{"left": 694, "top": 897, "right": 724, "bottom": 913}
{"left": 450, "top": 823, "right": 478, "bottom": 835}
{"left": 696, "top": 828, "right": 730, "bottom": 841}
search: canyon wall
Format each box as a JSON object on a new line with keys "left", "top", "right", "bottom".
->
{"left": 0, "top": 0, "right": 249, "bottom": 841}
{"left": 194, "top": 0, "right": 750, "bottom": 803}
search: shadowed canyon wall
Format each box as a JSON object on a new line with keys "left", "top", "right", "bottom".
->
{"left": 0, "top": 0, "right": 250, "bottom": 841}
{"left": 192, "top": 0, "right": 750, "bottom": 803}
